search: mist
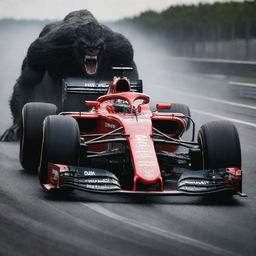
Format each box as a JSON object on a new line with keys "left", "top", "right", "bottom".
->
{"left": 0, "top": 23, "right": 45, "bottom": 134}
{"left": 110, "top": 23, "right": 232, "bottom": 108}
{"left": 0, "top": 20, "right": 233, "bottom": 136}
{"left": 0, "top": 14, "right": 255, "bottom": 256}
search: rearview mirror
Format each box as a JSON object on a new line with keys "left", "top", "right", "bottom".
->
{"left": 156, "top": 104, "right": 171, "bottom": 110}
{"left": 84, "top": 101, "right": 99, "bottom": 107}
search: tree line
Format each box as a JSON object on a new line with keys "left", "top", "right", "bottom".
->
{"left": 120, "top": 1, "right": 256, "bottom": 41}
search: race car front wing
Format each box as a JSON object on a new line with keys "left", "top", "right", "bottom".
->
{"left": 44, "top": 163, "right": 246, "bottom": 197}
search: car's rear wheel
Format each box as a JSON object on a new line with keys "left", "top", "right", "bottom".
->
{"left": 198, "top": 120, "right": 241, "bottom": 169}
{"left": 158, "top": 103, "right": 191, "bottom": 130}
{"left": 20, "top": 102, "right": 57, "bottom": 172}
{"left": 38, "top": 115, "right": 80, "bottom": 193}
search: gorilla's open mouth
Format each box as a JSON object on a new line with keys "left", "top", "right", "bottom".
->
{"left": 84, "top": 56, "right": 98, "bottom": 75}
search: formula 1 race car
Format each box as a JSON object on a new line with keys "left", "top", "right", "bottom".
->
{"left": 20, "top": 67, "right": 246, "bottom": 197}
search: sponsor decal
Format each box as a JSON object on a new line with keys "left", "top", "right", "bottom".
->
{"left": 84, "top": 83, "right": 106, "bottom": 88}
{"left": 84, "top": 170, "right": 96, "bottom": 176}
{"left": 135, "top": 150, "right": 152, "bottom": 153}
{"left": 105, "top": 122, "right": 116, "bottom": 129}
{"left": 142, "top": 169, "right": 155, "bottom": 179}
{"left": 180, "top": 186, "right": 217, "bottom": 192}
{"left": 83, "top": 178, "right": 113, "bottom": 184}
{"left": 85, "top": 184, "right": 97, "bottom": 189}
{"left": 180, "top": 180, "right": 220, "bottom": 186}
{"left": 134, "top": 141, "right": 148, "bottom": 147}
{"left": 62, "top": 172, "right": 72, "bottom": 177}
{"left": 138, "top": 161, "right": 155, "bottom": 167}
{"left": 136, "top": 143, "right": 148, "bottom": 148}
{"left": 136, "top": 153, "right": 153, "bottom": 158}
{"left": 84, "top": 83, "right": 96, "bottom": 87}
{"left": 186, "top": 180, "right": 210, "bottom": 185}
{"left": 135, "top": 135, "right": 147, "bottom": 141}
{"left": 84, "top": 184, "right": 119, "bottom": 190}
{"left": 85, "top": 184, "right": 108, "bottom": 189}
{"left": 49, "top": 169, "right": 59, "bottom": 184}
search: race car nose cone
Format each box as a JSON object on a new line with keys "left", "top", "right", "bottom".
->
{"left": 141, "top": 169, "right": 156, "bottom": 180}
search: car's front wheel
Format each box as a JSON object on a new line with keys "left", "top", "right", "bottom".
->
{"left": 38, "top": 115, "right": 80, "bottom": 192}
{"left": 20, "top": 102, "right": 57, "bottom": 172}
{"left": 198, "top": 120, "right": 241, "bottom": 169}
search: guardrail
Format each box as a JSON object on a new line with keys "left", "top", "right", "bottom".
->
{"left": 229, "top": 81, "right": 256, "bottom": 99}
{"left": 168, "top": 57, "right": 256, "bottom": 78}
{"left": 165, "top": 57, "right": 256, "bottom": 99}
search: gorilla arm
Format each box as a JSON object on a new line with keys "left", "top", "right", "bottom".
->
{"left": 0, "top": 38, "right": 47, "bottom": 141}
{"left": 0, "top": 62, "right": 45, "bottom": 141}
{"left": 0, "top": 31, "right": 74, "bottom": 141}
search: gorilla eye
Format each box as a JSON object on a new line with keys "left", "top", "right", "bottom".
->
{"left": 97, "top": 44, "right": 102, "bottom": 49}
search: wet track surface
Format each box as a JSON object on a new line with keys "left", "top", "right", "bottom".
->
{"left": 1, "top": 28, "right": 256, "bottom": 256}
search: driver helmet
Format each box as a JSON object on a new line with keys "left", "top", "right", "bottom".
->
{"left": 113, "top": 99, "right": 130, "bottom": 113}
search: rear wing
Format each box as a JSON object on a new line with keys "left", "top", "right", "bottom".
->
{"left": 61, "top": 77, "right": 143, "bottom": 111}
{"left": 62, "top": 77, "right": 143, "bottom": 94}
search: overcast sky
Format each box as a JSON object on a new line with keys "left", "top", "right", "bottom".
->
{"left": 0, "top": 0, "right": 241, "bottom": 21}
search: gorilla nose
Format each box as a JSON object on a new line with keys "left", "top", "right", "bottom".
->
{"left": 86, "top": 47, "right": 99, "bottom": 56}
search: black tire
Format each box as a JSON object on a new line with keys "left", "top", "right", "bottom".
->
{"left": 198, "top": 120, "right": 241, "bottom": 169}
{"left": 20, "top": 102, "right": 57, "bottom": 172}
{"left": 158, "top": 103, "right": 191, "bottom": 130}
{"left": 39, "top": 115, "right": 80, "bottom": 191}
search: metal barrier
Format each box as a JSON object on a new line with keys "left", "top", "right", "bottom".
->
{"left": 229, "top": 81, "right": 256, "bottom": 100}
{"left": 168, "top": 57, "right": 256, "bottom": 78}
{"left": 165, "top": 57, "right": 256, "bottom": 99}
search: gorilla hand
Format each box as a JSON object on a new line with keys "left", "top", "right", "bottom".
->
{"left": 0, "top": 123, "right": 21, "bottom": 141}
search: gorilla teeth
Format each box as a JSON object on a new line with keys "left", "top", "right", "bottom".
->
{"left": 84, "top": 55, "right": 98, "bottom": 75}
{"left": 84, "top": 56, "right": 97, "bottom": 60}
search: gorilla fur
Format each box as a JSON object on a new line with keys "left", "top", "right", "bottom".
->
{"left": 1, "top": 10, "right": 138, "bottom": 141}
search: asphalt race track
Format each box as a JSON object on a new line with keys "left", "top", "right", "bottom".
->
{"left": 0, "top": 25, "right": 256, "bottom": 256}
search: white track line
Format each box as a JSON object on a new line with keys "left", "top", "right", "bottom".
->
{"left": 229, "top": 81, "right": 256, "bottom": 88}
{"left": 192, "top": 108, "right": 256, "bottom": 128}
{"left": 82, "top": 203, "right": 236, "bottom": 256}
{"left": 176, "top": 90, "right": 256, "bottom": 110}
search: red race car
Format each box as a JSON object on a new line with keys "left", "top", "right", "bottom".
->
{"left": 20, "top": 67, "right": 246, "bottom": 197}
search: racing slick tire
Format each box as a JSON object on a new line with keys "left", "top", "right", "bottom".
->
{"left": 159, "top": 103, "right": 191, "bottom": 130}
{"left": 198, "top": 120, "right": 241, "bottom": 169}
{"left": 39, "top": 115, "right": 80, "bottom": 193}
{"left": 20, "top": 102, "right": 57, "bottom": 172}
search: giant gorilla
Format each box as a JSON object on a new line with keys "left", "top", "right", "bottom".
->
{"left": 1, "top": 10, "right": 138, "bottom": 141}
